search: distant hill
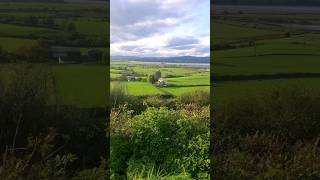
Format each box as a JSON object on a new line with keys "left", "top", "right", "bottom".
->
{"left": 111, "top": 56, "right": 210, "bottom": 64}
{"left": 214, "top": 0, "right": 320, "bottom": 6}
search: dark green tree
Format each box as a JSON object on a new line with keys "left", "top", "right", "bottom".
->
{"left": 148, "top": 75, "right": 156, "bottom": 84}
{"left": 154, "top": 70, "right": 161, "bottom": 82}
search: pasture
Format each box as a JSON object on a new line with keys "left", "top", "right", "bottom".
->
{"left": 212, "top": 6, "right": 320, "bottom": 102}
{"left": 52, "top": 64, "right": 108, "bottom": 107}
{"left": 0, "top": 37, "right": 36, "bottom": 51}
{"left": 111, "top": 61, "right": 210, "bottom": 97}
{"left": 0, "top": 2, "right": 108, "bottom": 107}
{"left": 0, "top": 23, "right": 63, "bottom": 38}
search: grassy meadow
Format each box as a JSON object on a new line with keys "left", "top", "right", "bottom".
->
{"left": 111, "top": 61, "right": 210, "bottom": 97}
{"left": 212, "top": 17, "right": 320, "bottom": 102}
{"left": 52, "top": 64, "right": 107, "bottom": 107}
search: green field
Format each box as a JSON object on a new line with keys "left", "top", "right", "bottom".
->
{"left": 0, "top": 23, "right": 64, "bottom": 38}
{"left": 111, "top": 61, "right": 210, "bottom": 97}
{"left": 74, "top": 20, "right": 109, "bottom": 36}
{"left": 126, "top": 82, "right": 165, "bottom": 96}
{"left": 52, "top": 64, "right": 107, "bottom": 107}
{"left": 0, "top": 2, "right": 108, "bottom": 107}
{"left": 213, "top": 10, "right": 320, "bottom": 103}
{"left": 212, "top": 23, "right": 280, "bottom": 44}
{"left": 0, "top": 37, "right": 36, "bottom": 51}
{"left": 167, "top": 73, "right": 210, "bottom": 86}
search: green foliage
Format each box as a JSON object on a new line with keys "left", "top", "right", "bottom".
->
{"left": 177, "top": 90, "right": 210, "bottom": 107}
{"left": 72, "top": 158, "right": 107, "bottom": 180}
{"left": 143, "top": 95, "right": 175, "bottom": 109}
{"left": 148, "top": 74, "right": 156, "bottom": 84}
{"left": 154, "top": 70, "right": 161, "bottom": 81}
{"left": 111, "top": 105, "right": 210, "bottom": 178}
{"left": 0, "top": 130, "right": 77, "bottom": 180}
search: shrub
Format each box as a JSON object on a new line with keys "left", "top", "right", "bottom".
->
{"left": 176, "top": 90, "right": 210, "bottom": 107}
{"left": 143, "top": 95, "right": 175, "bottom": 109}
{"left": 111, "top": 105, "right": 210, "bottom": 178}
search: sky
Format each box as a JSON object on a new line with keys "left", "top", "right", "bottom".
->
{"left": 110, "top": 0, "right": 210, "bottom": 57}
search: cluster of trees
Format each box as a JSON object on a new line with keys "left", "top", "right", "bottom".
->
{"left": 148, "top": 70, "right": 161, "bottom": 84}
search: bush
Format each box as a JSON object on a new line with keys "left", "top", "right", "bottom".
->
{"left": 111, "top": 106, "right": 210, "bottom": 178}
{"left": 143, "top": 95, "right": 175, "bottom": 109}
{"left": 177, "top": 90, "right": 210, "bottom": 107}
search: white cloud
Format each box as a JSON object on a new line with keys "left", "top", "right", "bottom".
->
{"left": 111, "top": 0, "right": 210, "bottom": 57}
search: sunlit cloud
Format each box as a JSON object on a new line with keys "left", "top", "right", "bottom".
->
{"left": 111, "top": 0, "right": 210, "bottom": 57}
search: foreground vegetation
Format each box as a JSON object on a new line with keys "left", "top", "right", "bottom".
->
{"left": 110, "top": 86, "right": 210, "bottom": 179}
{"left": 213, "top": 87, "right": 320, "bottom": 179}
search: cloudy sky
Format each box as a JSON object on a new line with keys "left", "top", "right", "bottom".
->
{"left": 110, "top": 0, "right": 210, "bottom": 57}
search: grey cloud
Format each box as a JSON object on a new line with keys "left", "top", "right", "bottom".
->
{"left": 166, "top": 36, "right": 200, "bottom": 50}
{"left": 120, "top": 45, "right": 138, "bottom": 51}
{"left": 111, "top": 0, "right": 193, "bottom": 42}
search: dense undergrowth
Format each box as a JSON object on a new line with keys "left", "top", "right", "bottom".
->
{"left": 213, "top": 86, "right": 320, "bottom": 179}
{"left": 110, "top": 85, "right": 210, "bottom": 179}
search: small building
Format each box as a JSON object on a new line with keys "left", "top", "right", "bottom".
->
{"left": 51, "top": 46, "right": 81, "bottom": 64}
{"left": 156, "top": 78, "right": 167, "bottom": 87}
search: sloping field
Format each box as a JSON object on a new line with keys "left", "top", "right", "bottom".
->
{"left": 213, "top": 23, "right": 279, "bottom": 43}
{"left": 163, "top": 86, "right": 210, "bottom": 96}
{"left": 74, "top": 20, "right": 109, "bottom": 36}
{"left": 167, "top": 73, "right": 210, "bottom": 86}
{"left": 126, "top": 82, "right": 165, "bottom": 96}
{"left": 0, "top": 37, "right": 36, "bottom": 51}
{"left": 52, "top": 64, "right": 107, "bottom": 107}
{"left": 0, "top": 23, "right": 64, "bottom": 38}
{"left": 214, "top": 55, "right": 320, "bottom": 76}
{"left": 213, "top": 78, "right": 320, "bottom": 104}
